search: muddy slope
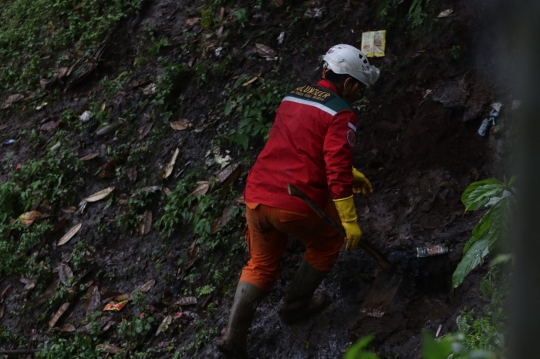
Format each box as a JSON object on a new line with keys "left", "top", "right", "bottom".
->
{"left": 0, "top": 0, "right": 512, "bottom": 358}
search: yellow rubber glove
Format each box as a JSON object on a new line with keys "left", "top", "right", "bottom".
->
{"left": 352, "top": 167, "right": 373, "bottom": 195}
{"left": 333, "top": 195, "right": 362, "bottom": 252}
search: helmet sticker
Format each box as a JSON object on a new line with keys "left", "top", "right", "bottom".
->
{"left": 347, "top": 129, "right": 356, "bottom": 146}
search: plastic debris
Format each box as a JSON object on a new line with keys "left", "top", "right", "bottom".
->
{"left": 277, "top": 32, "right": 285, "bottom": 45}
{"left": 142, "top": 83, "right": 157, "bottom": 95}
{"left": 361, "top": 30, "right": 386, "bottom": 57}
{"left": 18, "top": 210, "right": 41, "bottom": 227}
{"left": 215, "top": 47, "right": 222, "bottom": 56}
{"left": 58, "top": 223, "right": 82, "bottom": 246}
{"left": 35, "top": 102, "right": 48, "bottom": 111}
{"left": 478, "top": 102, "right": 502, "bottom": 136}
{"left": 437, "top": 9, "right": 453, "bottom": 18}
{"left": 79, "top": 111, "right": 93, "bottom": 122}
{"left": 3, "top": 139, "right": 16, "bottom": 146}
{"left": 416, "top": 245, "right": 448, "bottom": 257}
{"left": 103, "top": 300, "right": 128, "bottom": 312}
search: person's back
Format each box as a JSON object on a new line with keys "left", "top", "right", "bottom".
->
{"left": 245, "top": 79, "right": 356, "bottom": 212}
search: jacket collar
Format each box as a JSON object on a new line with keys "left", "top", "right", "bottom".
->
{"left": 316, "top": 79, "right": 340, "bottom": 95}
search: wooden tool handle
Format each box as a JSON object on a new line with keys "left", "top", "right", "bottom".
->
{"left": 287, "top": 183, "right": 393, "bottom": 272}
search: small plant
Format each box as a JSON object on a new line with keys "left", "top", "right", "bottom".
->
{"left": 450, "top": 45, "right": 462, "bottom": 60}
{"left": 118, "top": 314, "right": 155, "bottom": 349}
{"left": 453, "top": 177, "right": 516, "bottom": 288}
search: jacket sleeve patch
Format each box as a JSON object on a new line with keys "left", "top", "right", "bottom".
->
{"left": 347, "top": 129, "right": 356, "bottom": 146}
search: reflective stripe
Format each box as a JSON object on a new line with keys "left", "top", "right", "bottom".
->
{"left": 282, "top": 96, "right": 337, "bottom": 116}
{"left": 348, "top": 122, "right": 356, "bottom": 132}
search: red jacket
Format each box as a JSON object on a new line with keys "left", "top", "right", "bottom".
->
{"left": 244, "top": 79, "right": 356, "bottom": 213}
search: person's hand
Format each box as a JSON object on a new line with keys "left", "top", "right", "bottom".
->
{"left": 352, "top": 167, "right": 373, "bottom": 195}
{"left": 342, "top": 221, "right": 362, "bottom": 252}
{"left": 333, "top": 195, "right": 362, "bottom": 252}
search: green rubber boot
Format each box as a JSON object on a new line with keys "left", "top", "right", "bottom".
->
{"left": 216, "top": 282, "right": 265, "bottom": 359}
{"left": 279, "top": 260, "right": 329, "bottom": 324}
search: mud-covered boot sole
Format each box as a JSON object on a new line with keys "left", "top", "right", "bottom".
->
{"left": 280, "top": 291, "right": 330, "bottom": 324}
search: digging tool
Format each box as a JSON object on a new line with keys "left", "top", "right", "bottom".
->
{"left": 287, "top": 183, "right": 402, "bottom": 317}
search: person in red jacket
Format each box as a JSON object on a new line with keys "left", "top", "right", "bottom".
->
{"left": 217, "top": 44, "right": 380, "bottom": 358}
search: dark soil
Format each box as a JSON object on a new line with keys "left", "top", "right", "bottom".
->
{"left": 0, "top": 0, "right": 515, "bottom": 358}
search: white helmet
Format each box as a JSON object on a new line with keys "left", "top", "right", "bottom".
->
{"left": 322, "top": 44, "right": 380, "bottom": 86}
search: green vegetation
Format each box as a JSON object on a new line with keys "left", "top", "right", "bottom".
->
{"left": 36, "top": 334, "right": 101, "bottom": 359}
{"left": 0, "top": 0, "right": 144, "bottom": 92}
{"left": 453, "top": 177, "right": 516, "bottom": 288}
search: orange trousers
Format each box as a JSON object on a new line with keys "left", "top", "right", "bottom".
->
{"left": 239, "top": 201, "right": 345, "bottom": 291}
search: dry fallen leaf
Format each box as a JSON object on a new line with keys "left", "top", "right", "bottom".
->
{"left": 58, "top": 223, "right": 82, "bottom": 246}
{"left": 60, "top": 323, "right": 76, "bottom": 332}
{"left": 40, "top": 121, "right": 58, "bottom": 132}
{"left": 49, "top": 302, "right": 70, "bottom": 328}
{"left": 170, "top": 120, "right": 192, "bottom": 131}
{"left": 138, "top": 210, "right": 152, "bottom": 236}
{"left": 156, "top": 315, "right": 173, "bottom": 336}
{"left": 84, "top": 186, "right": 115, "bottom": 202}
{"left": 57, "top": 264, "right": 74, "bottom": 285}
{"left": 84, "top": 286, "right": 101, "bottom": 313}
{"left": 242, "top": 76, "right": 259, "bottom": 86}
{"left": 174, "top": 296, "right": 197, "bottom": 306}
{"left": 163, "top": 148, "right": 180, "bottom": 179}
{"left": 185, "top": 18, "right": 199, "bottom": 26}
{"left": 190, "top": 181, "right": 210, "bottom": 196}
{"left": 211, "top": 205, "right": 238, "bottom": 234}
{"left": 1, "top": 94, "right": 24, "bottom": 109}
{"left": 61, "top": 206, "right": 77, "bottom": 214}
{"left": 0, "top": 303, "right": 5, "bottom": 319}
{"left": 37, "top": 279, "right": 59, "bottom": 305}
{"left": 52, "top": 218, "right": 67, "bottom": 234}
{"left": 138, "top": 122, "right": 153, "bottom": 140}
{"left": 131, "top": 279, "right": 156, "bottom": 298}
{"left": 81, "top": 153, "right": 99, "bottom": 161}
{"left": 254, "top": 43, "right": 276, "bottom": 58}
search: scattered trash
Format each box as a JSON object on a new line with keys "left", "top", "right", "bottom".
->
{"left": 211, "top": 205, "right": 238, "bottom": 234}
{"left": 162, "top": 148, "right": 180, "bottom": 179}
{"left": 49, "top": 302, "right": 70, "bottom": 328}
{"left": 215, "top": 47, "right": 223, "bottom": 57}
{"left": 361, "top": 30, "right": 386, "bottom": 57}
{"left": 138, "top": 210, "right": 152, "bottom": 236}
{"left": 58, "top": 223, "right": 83, "bottom": 246}
{"left": 277, "top": 32, "right": 285, "bottom": 45}
{"left": 437, "top": 9, "right": 453, "bottom": 18}
{"left": 478, "top": 102, "right": 502, "bottom": 136}
{"left": 79, "top": 111, "right": 93, "bottom": 122}
{"left": 18, "top": 211, "right": 41, "bottom": 227}
{"left": 190, "top": 181, "right": 210, "bottom": 196}
{"left": 49, "top": 141, "right": 61, "bottom": 152}
{"left": 103, "top": 300, "right": 128, "bottom": 312}
{"left": 303, "top": 7, "right": 324, "bottom": 19}
{"left": 130, "top": 280, "right": 156, "bottom": 298}
{"left": 1, "top": 94, "right": 24, "bottom": 109}
{"left": 512, "top": 100, "right": 522, "bottom": 111}
{"left": 254, "top": 43, "right": 276, "bottom": 58}
{"left": 84, "top": 186, "right": 115, "bottom": 202}
{"left": 170, "top": 120, "right": 192, "bottom": 131}
{"left": 156, "top": 315, "right": 173, "bottom": 336}
{"left": 174, "top": 297, "right": 198, "bottom": 306}
{"left": 3, "top": 139, "right": 17, "bottom": 146}
{"left": 84, "top": 286, "right": 101, "bottom": 313}
{"left": 142, "top": 83, "right": 157, "bottom": 95}
{"left": 416, "top": 245, "right": 449, "bottom": 257}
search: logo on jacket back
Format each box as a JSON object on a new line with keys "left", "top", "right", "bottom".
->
{"left": 291, "top": 86, "right": 334, "bottom": 103}
{"left": 347, "top": 130, "right": 356, "bottom": 146}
